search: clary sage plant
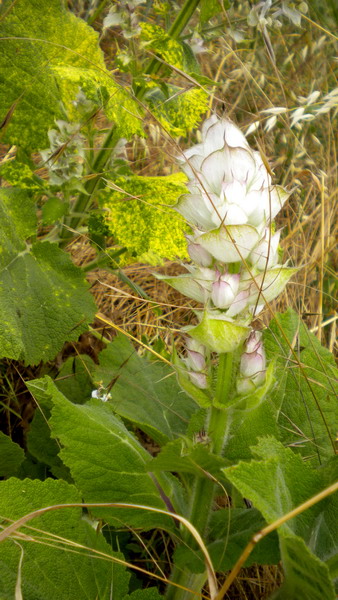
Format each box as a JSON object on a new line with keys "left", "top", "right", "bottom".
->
{"left": 157, "top": 115, "right": 297, "bottom": 398}
{"left": 156, "top": 115, "right": 298, "bottom": 599}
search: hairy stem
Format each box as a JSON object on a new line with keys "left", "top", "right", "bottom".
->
{"left": 60, "top": 127, "right": 120, "bottom": 243}
{"left": 166, "top": 352, "right": 235, "bottom": 600}
{"left": 209, "top": 352, "right": 234, "bottom": 454}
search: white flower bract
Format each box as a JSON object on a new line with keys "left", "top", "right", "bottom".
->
{"left": 155, "top": 114, "right": 296, "bottom": 384}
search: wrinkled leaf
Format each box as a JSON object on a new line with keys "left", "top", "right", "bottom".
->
{"left": 100, "top": 173, "right": 189, "bottom": 266}
{"left": 273, "top": 535, "right": 335, "bottom": 600}
{"left": 224, "top": 396, "right": 279, "bottom": 461}
{"left": 26, "top": 383, "right": 70, "bottom": 481}
{"left": 264, "top": 309, "right": 337, "bottom": 463}
{"left": 0, "top": 0, "right": 142, "bottom": 149}
{"left": 223, "top": 437, "right": 336, "bottom": 599}
{"left": 148, "top": 439, "right": 228, "bottom": 480}
{"left": 224, "top": 437, "right": 322, "bottom": 538}
{"left": 174, "top": 508, "right": 279, "bottom": 573}
{"left": 0, "top": 188, "right": 96, "bottom": 364}
{"left": 55, "top": 354, "right": 96, "bottom": 404}
{"left": 32, "top": 376, "right": 186, "bottom": 530}
{"left": 93, "top": 334, "right": 198, "bottom": 445}
{"left": 0, "top": 478, "right": 129, "bottom": 600}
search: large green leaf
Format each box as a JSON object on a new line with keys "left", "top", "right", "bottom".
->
{"left": 26, "top": 390, "right": 70, "bottom": 480}
{"left": 308, "top": 458, "right": 338, "bottom": 565}
{"left": 0, "top": 0, "right": 141, "bottom": 149}
{"left": 29, "top": 376, "right": 186, "bottom": 531}
{"left": 173, "top": 508, "right": 280, "bottom": 574}
{"left": 0, "top": 432, "right": 25, "bottom": 477}
{"left": 273, "top": 535, "right": 335, "bottom": 600}
{"left": 224, "top": 437, "right": 322, "bottom": 537}
{"left": 0, "top": 478, "right": 130, "bottom": 600}
{"left": 208, "top": 507, "right": 280, "bottom": 571}
{"left": 93, "top": 334, "right": 198, "bottom": 445}
{"left": 28, "top": 355, "right": 94, "bottom": 478}
{"left": 0, "top": 188, "right": 96, "bottom": 364}
{"left": 223, "top": 437, "right": 336, "bottom": 600}
{"left": 264, "top": 309, "right": 337, "bottom": 463}
{"left": 223, "top": 399, "right": 279, "bottom": 461}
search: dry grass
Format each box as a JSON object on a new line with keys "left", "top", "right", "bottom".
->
{"left": 1, "top": 3, "right": 336, "bottom": 598}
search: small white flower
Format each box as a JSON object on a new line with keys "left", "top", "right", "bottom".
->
{"left": 91, "top": 388, "right": 111, "bottom": 402}
{"left": 211, "top": 271, "right": 240, "bottom": 309}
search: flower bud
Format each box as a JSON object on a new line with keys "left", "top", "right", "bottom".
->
{"left": 211, "top": 271, "right": 240, "bottom": 309}
{"left": 241, "top": 331, "right": 265, "bottom": 373}
{"left": 183, "top": 337, "right": 207, "bottom": 388}
{"left": 245, "top": 330, "right": 263, "bottom": 354}
{"left": 237, "top": 331, "right": 266, "bottom": 395}
{"left": 186, "top": 337, "right": 207, "bottom": 355}
{"left": 185, "top": 349, "right": 206, "bottom": 372}
{"left": 187, "top": 371, "right": 208, "bottom": 389}
{"left": 240, "top": 348, "right": 266, "bottom": 379}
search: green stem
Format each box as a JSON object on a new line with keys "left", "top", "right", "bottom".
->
{"left": 166, "top": 353, "right": 235, "bottom": 600}
{"left": 165, "top": 569, "right": 207, "bottom": 600}
{"left": 215, "top": 352, "right": 233, "bottom": 406}
{"left": 60, "top": 127, "right": 120, "bottom": 243}
{"left": 167, "top": 0, "right": 201, "bottom": 38}
{"left": 209, "top": 352, "right": 234, "bottom": 455}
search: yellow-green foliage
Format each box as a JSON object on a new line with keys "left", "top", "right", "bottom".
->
{"left": 0, "top": 160, "right": 44, "bottom": 192}
{"left": 53, "top": 66, "right": 143, "bottom": 139}
{"left": 156, "top": 88, "right": 209, "bottom": 137}
{"left": 0, "top": 0, "right": 143, "bottom": 149}
{"left": 140, "top": 23, "right": 184, "bottom": 69}
{"left": 100, "top": 172, "right": 189, "bottom": 265}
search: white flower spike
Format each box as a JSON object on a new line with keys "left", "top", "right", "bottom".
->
{"left": 155, "top": 114, "right": 296, "bottom": 393}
